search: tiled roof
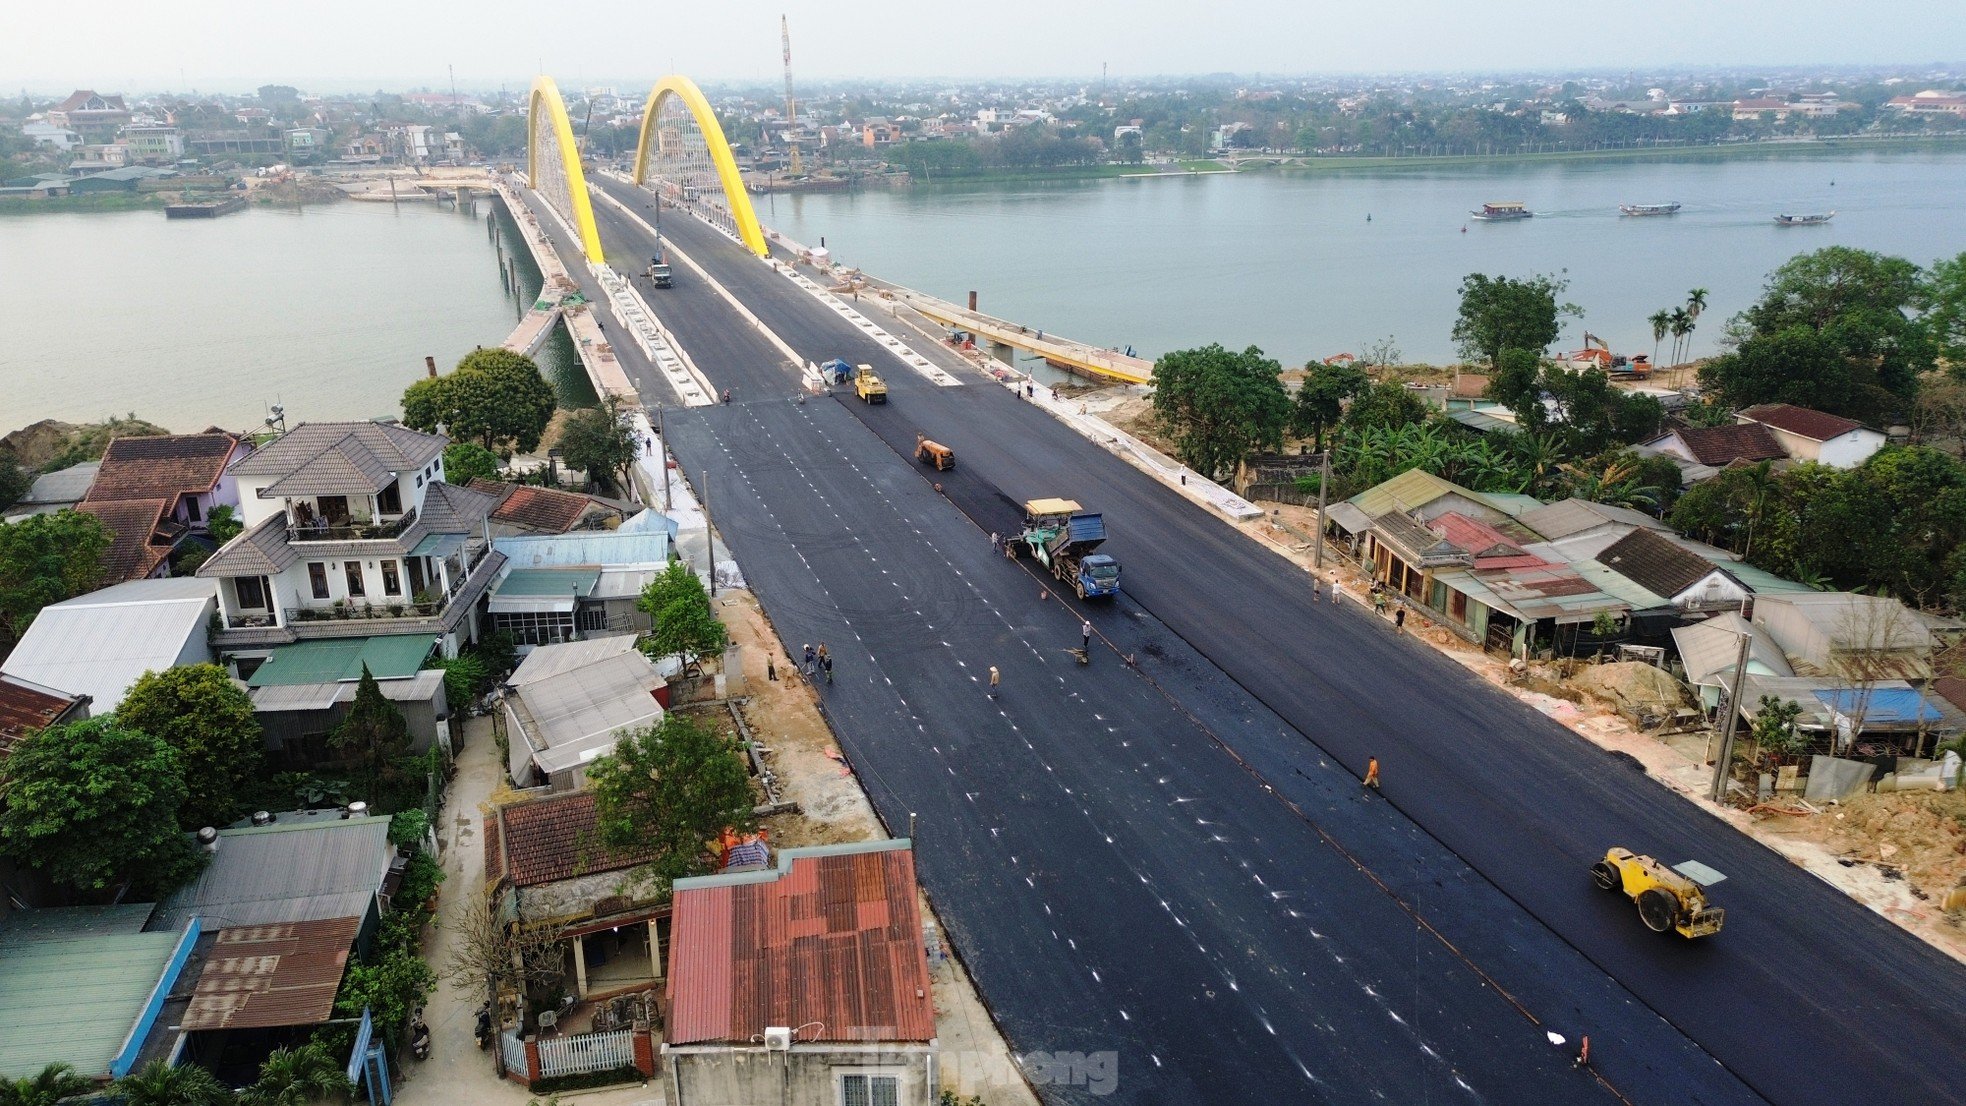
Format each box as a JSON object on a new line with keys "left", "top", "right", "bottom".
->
{"left": 418, "top": 481, "right": 499, "bottom": 534}
{"left": 84, "top": 433, "right": 238, "bottom": 502}
{"left": 199, "top": 512, "right": 298, "bottom": 577}
{"left": 667, "top": 842, "right": 935, "bottom": 1046}
{"left": 486, "top": 791, "right": 654, "bottom": 889}
{"left": 1670, "top": 423, "right": 1787, "bottom": 466}
{"left": 0, "top": 674, "right": 86, "bottom": 759}
{"left": 468, "top": 478, "right": 603, "bottom": 534}
{"left": 180, "top": 916, "right": 359, "bottom": 1031}
{"left": 1598, "top": 527, "right": 1731, "bottom": 600}
{"left": 1739, "top": 403, "right": 1865, "bottom": 443}
{"left": 76, "top": 498, "right": 178, "bottom": 582}
{"left": 262, "top": 436, "right": 395, "bottom": 497}
{"left": 232, "top": 422, "right": 444, "bottom": 481}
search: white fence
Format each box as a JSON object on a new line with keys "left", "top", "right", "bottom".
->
{"left": 537, "top": 1028, "right": 636, "bottom": 1078}
{"left": 499, "top": 1029, "right": 527, "bottom": 1077}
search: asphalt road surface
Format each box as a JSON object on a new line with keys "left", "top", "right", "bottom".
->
{"left": 530, "top": 179, "right": 1963, "bottom": 1103}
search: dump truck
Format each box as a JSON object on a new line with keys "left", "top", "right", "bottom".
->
{"left": 853, "top": 364, "right": 888, "bottom": 404}
{"left": 915, "top": 434, "right": 954, "bottom": 471}
{"left": 1591, "top": 847, "right": 1726, "bottom": 938}
{"left": 1006, "top": 498, "right": 1121, "bottom": 599}
{"left": 646, "top": 256, "right": 673, "bottom": 288}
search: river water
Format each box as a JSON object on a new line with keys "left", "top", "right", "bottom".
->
{"left": 766, "top": 147, "right": 1966, "bottom": 369}
{"left": 0, "top": 198, "right": 592, "bottom": 432}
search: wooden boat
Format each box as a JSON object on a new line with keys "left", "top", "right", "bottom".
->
{"left": 1470, "top": 202, "right": 1532, "bottom": 221}
{"left": 1774, "top": 211, "right": 1834, "bottom": 225}
{"left": 1619, "top": 202, "right": 1681, "bottom": 216}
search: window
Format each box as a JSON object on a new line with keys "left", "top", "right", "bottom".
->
{"left": 377, "top": 481, "right": 402, "bottom": 515}
{"left": 236, "top": 575, "right": 267, "bottom": 610}
{"left": 837, "top": 1072, "right": 899, "bottom": 1106}
{"left": 186, "top": 497, "right": 202, "bottom": 522}
{"left": 344, "top": 561, "right": 366, "bottom": 598}
{"left": 381, "top": 560, "right": 402, "bottom": 597}
{"left": 308, "top": 562, "right": 330, "bottom": 599}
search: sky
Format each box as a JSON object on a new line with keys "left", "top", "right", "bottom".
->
{"left": 5, "top": 0, "right": 1962, "bottom": 95}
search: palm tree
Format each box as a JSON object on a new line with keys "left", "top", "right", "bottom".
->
{"left": 1648, "top": 309, "right": 1671, "bottom": 365}
{"left": 0, "top": 1064, "right": 95, "bottom": 1106}
{"left": 238, "top": 1045, "right": 352, "bottom": 1106}
{"left": 1668, "top": 307, "right": 1693, "bottom": 368}
{"left": 116, "top": 1061, "right": 233, "bottom": 1106}
{"left": 1685, "top": 287, "right": 1709, "bottom": 323}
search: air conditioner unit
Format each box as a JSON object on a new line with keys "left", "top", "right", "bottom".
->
{"left": 762, "top": 1027, "right": 793, "bottom": 1051}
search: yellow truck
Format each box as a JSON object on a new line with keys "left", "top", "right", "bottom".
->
{"left": 1591, "top": 847, "right": 1726, "bottom": 938}
{"left": 854, "top": 364, "right": 888, "bottom": 404}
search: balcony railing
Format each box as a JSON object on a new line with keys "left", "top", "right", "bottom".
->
{"left": 280, "top": 542, "right": 497, "bottom": 626}
{"left": 288, "top": 506, "right": 417, "bottom": 543}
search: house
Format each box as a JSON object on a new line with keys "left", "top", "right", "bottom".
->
{"left": 489, "top": 521, "right": 672, "bottom": 647}
{"left": 0, "top": 577, "right": 217, "bottom": 713}
{"left": 1596, "top": 528, "right": 1750, "bottom": 613}
{"left": 46, "top": 90, "right": 130, "bottom": 141}
{"left": 73, "top": 432, "right": 251, "bottom": 582}
{"left": 468, "top": 478, "right": 629, "bottom": 536}
{"left": 1670, "top": 611, "right": 1794, "bottom": 711}
{"left": 1731, "top": 97, "right": 1793, "bottom": 120}
{"left": 663, "top": 841, "right": 937, "bottom": 1106}
{"left": 66, "top": 166, "right": 170, "bottom": 193}
{"left": 1737, "top": 404, "right": 1885, "bottom": 469}
{"left": 1327, "top": 468, "right": 1529, "bottom": 551}
{"left": 1639, "top": 422, "right": 1787, "bottom": 483}
{"left": 0, "top": 673, "right": 90, "bottom": 760}
{"left": 502, "top": 636, "right": 666, "bottom": 789}
{"left": 21, "top": 121, "right": 82, "bottom": 150}
{"left": 1518, "top": 498, "right": 1674, "bottom": 561}
{"left": 2, "top": 461, "right": 99, "bottom": 520}
{"left": 165, "top": 916, "right": 360, "bottom": 1073}
{"left": 244, "top": 636, "right": 452, "bottom": 762}
{"left": 0, "top": 906, "right": 202, "bottom": 1082}
{"left": 1751, "top": 592, "right": 1933, "bottom": 681}
{"left": 1886, "top": 90, "right": 1966, "bottom": 116}
{"left": 123, "top": 126, "right": 184, "bottom": 164}
{"left": 197, "top": 421, "right": 506, "bottom": 667}
{"left": 148, "top": 808, "right": 397, "bottom": 936}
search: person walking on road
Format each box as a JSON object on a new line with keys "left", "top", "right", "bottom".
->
{"left": 1363, "top": 756, "right": 1381, "bottom": 790}
{"left": 1311, "top": 575, "right": 1322, "bottom": 603}
{"left": 1331, "top": 571, "right": 1341, "bottom": 607}
{"left": 822, "top": 655, "right": 834, "bottom": 684}
{"left": 817, "top": 643, "right": 829, "bottom": 668}
{"left": 801, "top": 644, "right": 815, "bottom": 677}
{"left": 1573, "top": 1036, "right": 1590, "bottom": 1069}
{"left": 1081, "top": 620, "right": 1092, "bottom": 649}
{"left": 988, "top": 666, "right": 1001, "bottom": 698}
{"left": 990, "top": 531, "right": 1000, "bottom": 554}
{"left": 1394, "top": 606, "right": 1407, "bottom": 633}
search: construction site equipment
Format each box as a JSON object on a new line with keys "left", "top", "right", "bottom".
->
{"left": 781, "top": 14, "right": 803, "bottom": 176}
{"left": 1591, "top": 847, "right": 1726, "bottom": 938}
{"left": 854, "top": 364, "right": 888, "bottom": 404}
{"left": 915, "top": 435, "right": 954, "bottom": 470}
{"left": 646, "top": 256, "right": 673, "bottom": 288}
{"left": 1008, "top": 498, "right": 1122, "bottom": 599}
{"left": 1564, "top": 333, "right": 1652, "bottom": 379}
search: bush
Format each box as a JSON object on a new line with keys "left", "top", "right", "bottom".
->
{"left": 388, "top": 809, "right": 429, "bottom": 849}
{"left": 395, "top": 849, "right": 444, "bottom": 912}
{"left": 529, "top": 1067, "right": 645, "bottom": 1094}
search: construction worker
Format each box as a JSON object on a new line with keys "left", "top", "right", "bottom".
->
{"left": 1363, "top": 757, "right": 1381, "bottom": 790}
{"left": 988, "top": 666, "right": 1001, "bottom": 697}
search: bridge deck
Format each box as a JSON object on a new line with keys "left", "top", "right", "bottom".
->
{"left": 494, "top": 178, "right": 639, "bottom": 405}
{"left": 896, "top": 292, "right": 1153, "bottom": 384}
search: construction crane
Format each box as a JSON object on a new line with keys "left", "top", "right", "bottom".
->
{"left": 781, "top": 14, "right": 802, "bottom": 176}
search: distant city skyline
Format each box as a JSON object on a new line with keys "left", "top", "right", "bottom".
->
{"left": 9, "top": 0, "right": 1964, "bottom": 97}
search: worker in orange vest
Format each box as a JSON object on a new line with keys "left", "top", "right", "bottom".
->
{"left": 1363, "top": 757, "right": 1381, "bottom": 790}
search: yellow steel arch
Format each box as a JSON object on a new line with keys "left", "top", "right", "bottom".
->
{"left": 631, "top": 75, "right": 769, "bottom": 258}
{"left": 526, "top": 75, "right": 606, "bottom": 264}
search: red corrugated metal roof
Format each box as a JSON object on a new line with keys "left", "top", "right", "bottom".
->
{"left": 1431, "top": 512, "right": 1549, "bottom": 570}
{"left": 181, "top": 916, "right": 359, "bottom": 1030}
{"left": 666, "top": 845, "right": 935, "bottom": 1046}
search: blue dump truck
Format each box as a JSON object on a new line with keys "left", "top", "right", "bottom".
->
{"left": 1007, "top": 497, "right": 1121, "bottom": 599}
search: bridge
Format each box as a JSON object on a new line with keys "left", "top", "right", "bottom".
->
{"left": 496, "top": 75, "right": 1966, "bottom": 1106}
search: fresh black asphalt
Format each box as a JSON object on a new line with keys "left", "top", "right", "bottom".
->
{"left": 524, "top": 179, "right": 1964, "bottom": 1103}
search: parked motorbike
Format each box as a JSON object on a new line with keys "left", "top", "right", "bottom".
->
{"left": 475, "top": 1005, "right": 494, "bottom": 1051}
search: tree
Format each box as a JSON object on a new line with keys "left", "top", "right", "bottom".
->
{"left": 1340, "top": 380, "right": 1429, "bottom": 435}
{"left": 557, "top": 395, "right": 638, "bottom": 495}
{"left": 1450, "top": 272, "right": 1575, "bottom": 366}
{"left": 400, "top": 349, "right": 557, "bottom": 455}
{"left": 334, "top": 950, "right": 435, "bottom": 1045}
{"left": 238, "top": 1044, "right": 353, "bottom": 1106}
{"left": 0, "top": 717, "right": 203, "bottom": 897}
{"left": 1486, "top": 348, "right": 1547, "bottom": 432}
{"left": 1727, "top": 246, "right": 1932, "bottom": 413}
{"left": 116, "top": 1060, "right": 233, "bottom": 1106}
{"left": 204, "top": 504, "right": 243, "bottom": 545}
{"left": 1648, "top": 309, "right": 1671, "bottom": 366}
{"left": 1290, "top": 361, "right": 1368, "bottom": 452}
{"left": 1697, "top": 328, "right": 1854, "bottom": 414}
{"left": 1926, "top": 250, "right": 1966, "bottom": 373}
{"left": 1149, "top": 344, "right": 1291, "bottom": 480}
{"left": 442, "top": 899, "right": 568, "bottom": 1035}
{"left": 636, "top": 562, "right": 728, "bottom": 670}
{"left": 0, "top": 447, "right": 29, "bottom": 513}
{"left": 441, "top": 441, "right": 500, "bottom": 485}
{"left": 117, "top": 664, "right": 264, "bottom": 830}
{"left": 587, "top": 715, "right": 756, "bottom": 898}
{"left": 1751, "top": 695, "right": 1804, "bottom": 764}
{"left": 0, "top": 509, "right": 110, "bottom": 650}
{"left": 328, "top": 665, "right": 412, "bottom": 800}
{"left": 1116, "top": 130, "right": 1144, "bottom": 164}
{"left": 0, "top": 1064, "right": 95, "bottom": 1106}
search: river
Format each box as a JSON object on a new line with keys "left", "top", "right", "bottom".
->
{"left": 765, "top": 147, "right": 1966, "bottom": 369}
{"left": 0, "top": 198, "right": 593, "bottom": 432}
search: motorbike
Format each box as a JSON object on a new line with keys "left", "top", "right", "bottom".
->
{"left": 410, "top": 1020, "right": 431, "bottom": 1061}
{"left": 475, "top": 1005, "right": 494, "bottom": 1051}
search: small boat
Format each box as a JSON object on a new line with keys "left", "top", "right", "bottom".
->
{"left": 1774, "top": 211, "right": 1834, "bottom": 226}
{"left": 1470, "top": 202, "right": 1532, "bottom": 221}
{"left": 1619, "top": 202, "right": 1681, "bottom": 216}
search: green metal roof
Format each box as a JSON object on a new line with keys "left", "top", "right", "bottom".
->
{"left": 1708, "top": 560, "right": 1819, "bottom": 595}
{"left": 0, "top": 907, "right": 183, "bottom": 1080}
{"left": 493, "top": 568, "right": 600, "bottom": 598}
{"left": 1349, "top": 469, "right": 1508, "bottom": 520}
{"left": 248, "top": 635, "right": 436, "bottom": 687}
{"left": 410, "top": 532, "right": 466, "bottom": 558}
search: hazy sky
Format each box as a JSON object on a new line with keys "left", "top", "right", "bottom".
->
{"left": 7, "top": 0, "right": 1962, "bottom": 94}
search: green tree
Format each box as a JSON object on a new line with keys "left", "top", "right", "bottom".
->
{"left": 0, "top": 1063, "right": 95, "bottom": 1106}
{"left": 1290, "top": 361, "right": 1368, "bottom": 452}
{"left": 238, "top": 1044, "right": 354, "bottom": 1106}
{"left": 557, "top": 395, "right": 639, "bottom": 495}
{"left": 204, "top": 504, "right": 243, "bottom": 545}
{"left": 116, "top": 664, "right": 264, "bottom": 830}
{"left": 116, "top": 1060, "right": 234, "bottom": 1106}
{"left": 1925, "top": 250, "right": 1966, "bottom": 373}
{"left": 0, "top": 717, "right": 203, "bottom": 897}
{"left": 587, "top": 715, "right": 756, "bottom": 898}
{"left": 1149, "top": 344, "right": 1291, "bottom": 480}
{"left": 1451, "top": 272, "right": 1575, "bottom": 366}
{"left": 1723, "top": 246, "right": 1932, "bottom": 415}
{"left": 0, "top": 447, "right": 29, "bottom": 513}
{"left": 401, "top": 349, "right": 557, "bottom": 455}
{"left": 636, "top": 562, "right": 728, "bottom": 670}
{"left": 334, "top": 950, "right": 435, "bottom": 1045}
{"left": 0, "top": 509, "right": 110, "bottom": 650}
{"left": 1751, "top": 695, "right": 1805, "bottom": 763}
{"left": 328, "top": 665, "right": 413, "bottom": 800}
{"left": 1697, "top": 328, "right": 1854, "bottom": 415}
{"left": 1340, "top": 380, "right": 1429, "bottom": 434}
{"left": 1648, "top": 309, "right": 1671, "bottom": 365}
{"left": 441, "top": 441, "right": 501, "bottom": 485}
{"left": 1486, "top": 348, "right": 1547, "bottom": 432}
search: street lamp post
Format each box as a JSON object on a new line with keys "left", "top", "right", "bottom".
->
{"left": 1708, "top": 629, "right": 1754, "bottom": 803}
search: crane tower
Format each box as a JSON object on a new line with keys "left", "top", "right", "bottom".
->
{"left": 782, "top": 14, "right": 802, "bottom": 175}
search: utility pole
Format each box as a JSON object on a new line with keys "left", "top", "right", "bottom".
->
{"left": 1312, "top": 449, "right": 1331, "bottom": 569}
{"left": 656, "top": 406, "right": 671, "bottom": 513}
{"left": 1708, "top": 630, "right": 1753, "bottom": 803}
{"left": 702, "top": 474, "right": 716, "bottom": 598}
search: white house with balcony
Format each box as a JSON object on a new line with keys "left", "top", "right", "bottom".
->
{"left": 197, "top": 422, "right": 505, "bottom": 672}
